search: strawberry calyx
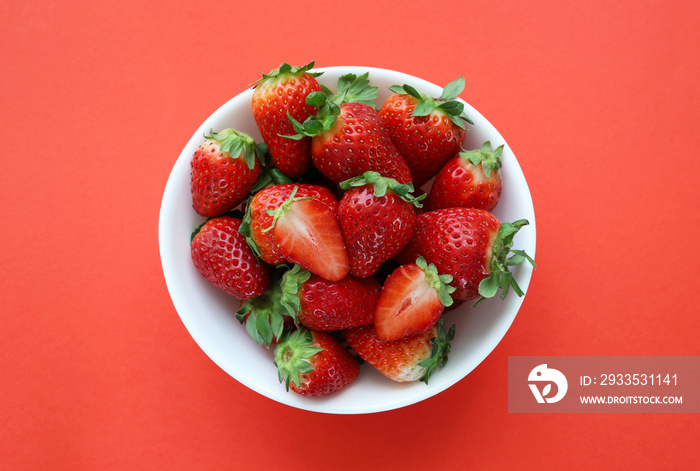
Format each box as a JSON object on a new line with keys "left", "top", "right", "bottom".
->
{"left": 205, "top": 128, "right": 264, "bottom": 171}
{"left": 388, "top": 76, "right": 474, "bottom": 130}
{"left": 476, "top": 219, "right": 537, "bottom": 305}
{"left": 418, "top": 319, "right": 456, "bottom": 384}
{"left": 459, "top": 141, "right": 504, "bottom": 178}
{"left": 285, "top": 73, "right": 379, "bottom": 139}
{"left": 278, "top": 264, "right": 312, "bottom": 322}
{"left": 236, "top": 275, "right": 289, "bottom": 348}
{"left": 274, "top": 328, "right": 323, "bottom": 391}
{"left": 260, "top": 185, "right": 313, "bottom": 233}
{"left": 415, "top": 256, "right": 456, "bottom": 308}
{"left": 249, "top": 166, "right": 295, "bottom": 194}
{"left": 239, "top": 200, "right": 262, "bottom": 258}
{"left": 251, "top": 61, "right": 323, "bottom": 88}
{"left": 329, "top": 72, "right": 379, "bottom": 108}
{"left": 339, "top": 171, "right": 426, "bottom": 208}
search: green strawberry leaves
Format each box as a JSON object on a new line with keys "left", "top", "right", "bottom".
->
{"left": 415, "top": 256, "right": 456, "bottom": 308}
{"left": 389, "top": 76, "right": 474, "bottom": 130}
{"left": 251, "top": 61, "right": 323, "bottom": 88}
{"left": 440, "top": 76, "right": 466, "bottom": 101}
{"left": 274, "top": 328, "right": 323, "bottom": 391}
{"left": 459, "top": 141, "right": 504, "bottom": 178}
{"left": 239, "top": 201, "right": 262, "bottom": 258}
{"left": 418, "top": 319, "right": 456, "bottom": 384}
{"left": 205, "top": 128, "right": 263, "bottom": 171}
{"left": 476, "top": 219, "right": 536, "bottom": 305}
{"left": 285, "top": 73, "right": 379, "bottom": 139}
{"left": 334, "top": 72, "right": 378, "bottom": 107}
{"left": 235, "top": 276, "right": 288, "bottom": 348}
{"left": 278, "top": 264, "right": 312, "bottom": 322}
{"left": 339, "top": 171, "right": 426, "bottom": 208}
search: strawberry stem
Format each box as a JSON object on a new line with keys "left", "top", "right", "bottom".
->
{"left": 236, "top": 276, "right": 288, "bottom": 348}
{"left": 285, "top": 73, "right": 379, "bottom": 139}
{"left": 251, "top": 61, "right": 323, "bottom": 88}
{"left": 279, "top": 264, "right": 312, "bottom": 323}
{"left": 415, "top": 256, "right": 456, "bottom": 307}
{"left": 388, "top": 76, "right": 474, "bottom": 129}
{"left": 339, "top": 171, "right": 426, "bottom": 208}
{"left": 274, "top": 329, "right": 323, "bottom": 391}
{"left": 418, "top": 319, "right": 455, "bottom": 384}
{"left": 459, "top": 141, "right": 504, "bottom": 178}
{"left": 205, "top": 128, "right": 263, "bottom": 170}
{"left": 476, "top": 219, "right": 536, "bottom": 305}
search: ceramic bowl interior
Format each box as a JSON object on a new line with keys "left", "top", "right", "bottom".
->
{"left": 158, "top": 66, "right": 536, "bottom": 414}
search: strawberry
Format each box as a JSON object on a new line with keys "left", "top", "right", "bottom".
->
{"left": 374, "top": 257, "right": 455, "bottom": 341}
{"left": 190, "top": 215, "right": 270, "bottom": 300}
{"left": 240, "top": 183, "right": 339, "bottom": 266}
{"left": 190, "top": 128, "right": 263, "bottom": 218}
{"left": 287, "top": 73, "right": 413, "bottom": 184}
{"left": 279, "top": 264, "right": 380, "bottom": 331}
{"left": 395, "top": 208, "right": 535, "bottom": 303}
{"left": 251, "top": 62, "right": 322, "bottom": 178}
{"left": 379, "top": 77, "right": 473, "bottom": 187}
{"left": 264, "top": 187, "right": 349, "bottom": 281}
{"left": 338, "top": 171, "right": 424, "bottom": 278}
{"left": 343, "top": 320, "right": 455, "bottom": 384}
{"left": 427, "top": 141, "right": 503, "bottom": 212}
{"left": 275, "top": 328, "right": 359, "bottom": 396}
{"left": 235, "top": 275, "right": 295, "bottom": 348}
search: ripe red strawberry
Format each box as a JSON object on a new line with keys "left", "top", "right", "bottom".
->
{"left": 190, "top": 216, "right": 270, "bottom": 300}
{"left": 343, "top": 320, "right": 455, "bottom": 383}
{"left": 287, "top": 73, "right": 413, "bottom": 184}
{"left": 427, "top": 141, "right": 503, "bottom": 212}
{"left": 268, "top": 191, "right": 349, "bottom": 282}
{"left": 275, "top": 328, "right": 359, "bottom": 396}
{"left": 190, "top": 128, "right": 263, "bottom": 218}
{"left": 379, "top": 77, "right": 473, "bottom": 187}
{"left": 374, "top": 257, "right": 455, "bottom": 341}
{"left": 395, "top": 208, "right": 535, "bottom": 303}
{"left": 252, "top": 62, "right": 322, "bottom": 178}
{"left": 338, "top": 171, "right": 423, "bottom": 278}
{"left": 279, "top": 264, "right": 381, "bottom": 331}
{"left": 240, "top": 183, "right": 339, "bottom": 266}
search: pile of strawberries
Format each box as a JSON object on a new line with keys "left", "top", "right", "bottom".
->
{"left": 188, "top": 62, "right": 535, "bottom": 397}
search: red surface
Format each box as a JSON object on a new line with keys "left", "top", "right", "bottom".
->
{"left": 2, "top": 0, "right": 699, "bottom": 469}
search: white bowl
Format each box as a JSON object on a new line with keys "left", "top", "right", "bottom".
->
{"left": 158, "top": 66, "right": 536, "bottom": 414}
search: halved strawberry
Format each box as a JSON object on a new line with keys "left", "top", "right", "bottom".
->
{"left": 240, "top": 183, "right": 339, "bottom": 265}
{"left": 265, "top": 187, "right": 349, "bottom": 281}
{"left": 275, "top": 328, "right": 359, "bottom": 396}
{"left": 427, "top": 141, "right": 503, "bottom": 212}
{"left": 342, "top": 320, "right": 455, "bottom": 384}
{"left": 279, "top": 264, "right": 380, "bottom": 331}
{"left": 374, "top": 257, "right": 455, "bottom": 341}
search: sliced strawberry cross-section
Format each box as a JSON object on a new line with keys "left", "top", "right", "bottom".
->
{"left": 264, "top": 186, "right": 349, "bottom": 282}
{"left": 375, "top": 256, "right": 455, "bottom": 341}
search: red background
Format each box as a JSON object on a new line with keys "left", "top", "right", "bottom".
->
{"left": 2, "top": 0, "right": 698, "bottom": 469}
